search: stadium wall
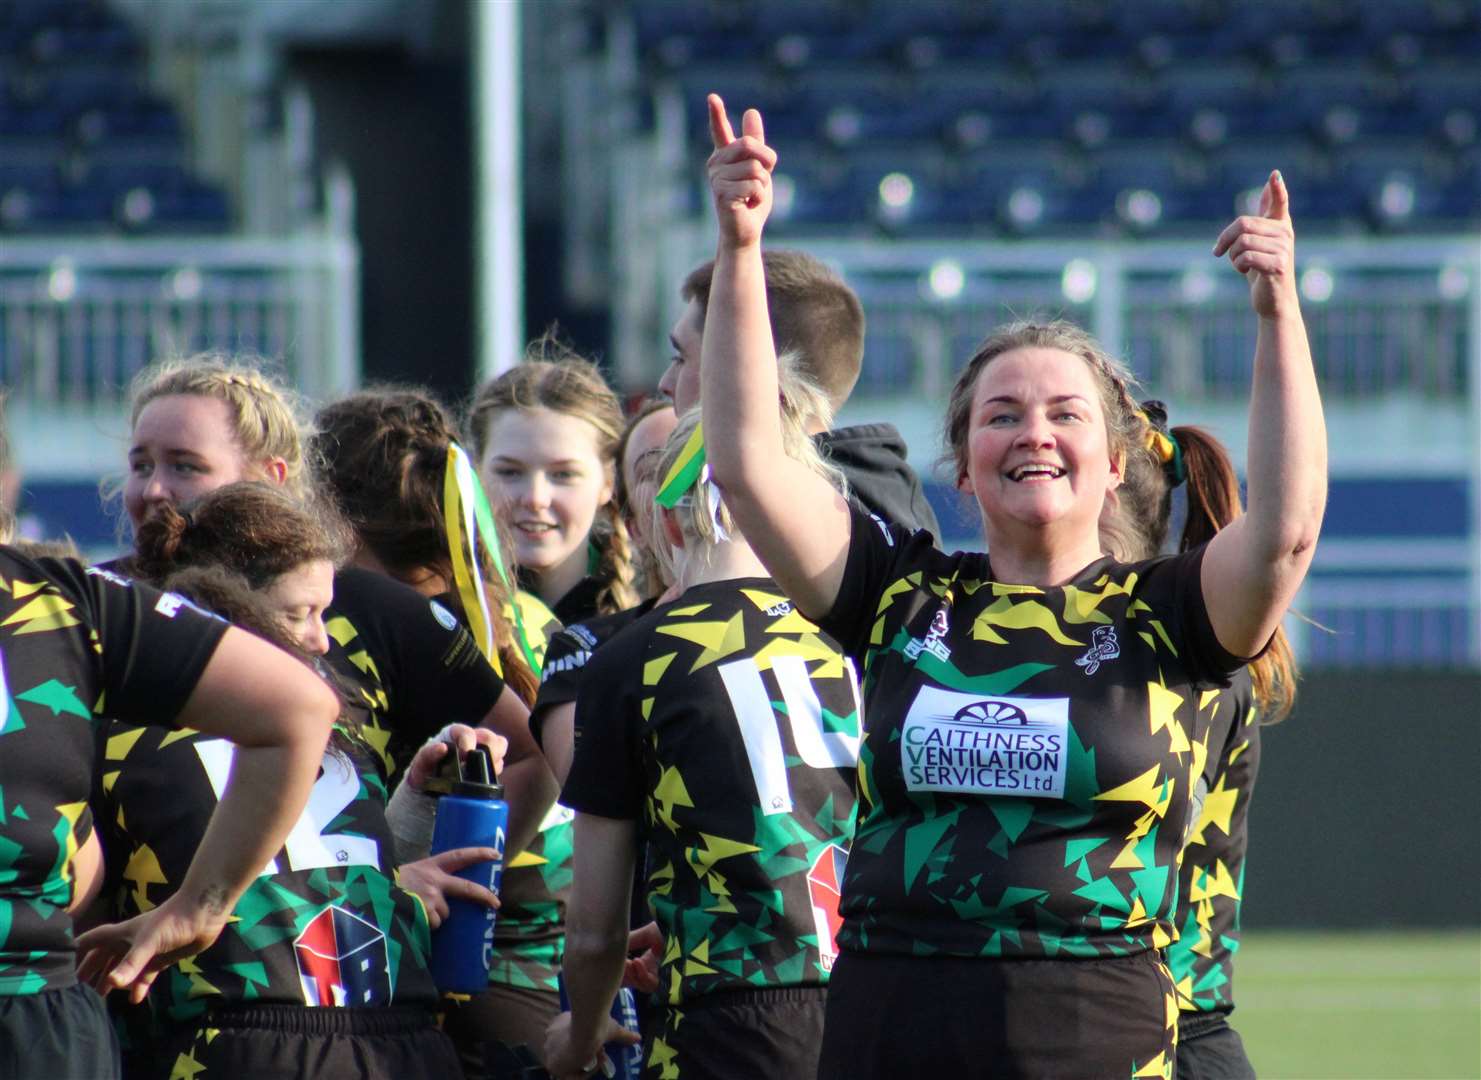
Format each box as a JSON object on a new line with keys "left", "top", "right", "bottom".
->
{"left": 1242, "top": 670, "right": 1481, "bottom": 930}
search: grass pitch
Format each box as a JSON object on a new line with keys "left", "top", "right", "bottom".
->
{"left": 1233, "top": 930, "right": 1480, "bottom": 1079}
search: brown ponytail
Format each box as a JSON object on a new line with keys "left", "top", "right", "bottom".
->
{"left": 312, "top": 388, "right": 540, "bottom": 706}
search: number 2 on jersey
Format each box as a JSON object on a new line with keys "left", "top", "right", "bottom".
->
{"left": 194, "top": 740, "right": 380, "bottom": 874}
{"left": 717, "top": 654, "right": 861, "bottom": 816}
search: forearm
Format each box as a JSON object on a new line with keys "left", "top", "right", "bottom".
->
{"left": 501, "top": 753, "right": 559, "bottom": 860}
{"left": 386, "top": 778, "right": 438, "bottom": 862}
{"left": 702, "top": 241, "right": 785, "bottom": 492}
{"left": 176, "top": 740, "right": 322, "bottom": 918}
{"left": 1245, "top": 311, "right": 1327, "bottom": 561}
{"left": 562, "top": 924, "right": 630, "bottom": 1058}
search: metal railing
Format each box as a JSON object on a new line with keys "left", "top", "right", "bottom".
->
{"left": 0, "top": 231, "right": 359, "bottom": 408}
{"left": 619, "top": 215, "right": 1481, "bottom": 669}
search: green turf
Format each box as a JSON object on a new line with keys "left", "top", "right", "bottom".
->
{"left": 1230, "top": 930, "right": 1481, "bottom": 1079}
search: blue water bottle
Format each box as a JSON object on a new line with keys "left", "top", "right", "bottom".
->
{"left": 428, "top": 745, "right": 507, "bottom": 993}
{"left": 558, "top": 973, "right": 642, "bottom": 1080}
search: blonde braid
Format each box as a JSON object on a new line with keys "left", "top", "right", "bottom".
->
{"left": 593, "top": 500, "right": 640, "bottom": 614}
{"left": 127, "top": 353, "right": 311, "bottom": 498}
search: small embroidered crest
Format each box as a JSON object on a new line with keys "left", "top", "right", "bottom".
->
{"left": 1075, "top": 626, "right": 1120, "bottom": 675}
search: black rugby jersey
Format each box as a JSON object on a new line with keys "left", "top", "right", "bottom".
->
{"left": 1168, "top": 670, "right": 1261, "bottom": 1013}
{"left": 324, "top": 568, "right": 507, "bottom": 781}
{"left": 96, "top": 720, "right": 440, "bottom": 1023}
{"left": 531, "top": 599, "right": 658, "bottom": 748}
{"left": 820, "top": 507, "right": 1239, "bottom": 961}
{"left": 0, "top": 553, "right": 226, "bottom": 995}
{"left": 564, "top": 578, "right": 861, "bottom": 1009}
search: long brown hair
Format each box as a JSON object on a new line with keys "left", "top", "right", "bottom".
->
{"left": 467, "top": 334, "right": 638, "bottom": 616}
{"left": 1120, "top": 409, "right": 1298, "bottom": 723}
{"left": 311, "top": 388, "right": 539, "bottom": 705}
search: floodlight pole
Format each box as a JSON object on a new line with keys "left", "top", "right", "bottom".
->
{"left": 475, "top": 0, "right": 524, "bottom": 381}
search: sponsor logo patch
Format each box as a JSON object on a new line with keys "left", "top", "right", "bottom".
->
{"left": 807, "top": 843, "right": 848, "bottom": 972}
{"left": 429, "top": 600, "right": 459, "bottom": 631}
{"left": 294, "top": 905, "right": 392, "bottom": 1007}
{"left": 901, "top": 686, "right": 1069, "bottom": 798}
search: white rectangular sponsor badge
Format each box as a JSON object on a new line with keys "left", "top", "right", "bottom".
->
{"left": 901, "top": 686, "right": 1069, "bottom": 798}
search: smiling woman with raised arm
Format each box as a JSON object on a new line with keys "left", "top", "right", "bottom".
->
{"left": 698, "top": 93, "right": 1326, "bottom": 1079}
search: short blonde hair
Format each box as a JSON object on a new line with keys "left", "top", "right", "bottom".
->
{"left": 659, "top": 351, "right": 845, "bottom": 549}
{"left": 128, "top": 353, "right": 311, "bottom": 498}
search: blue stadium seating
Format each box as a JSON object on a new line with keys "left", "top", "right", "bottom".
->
{"left": 0, "top": 0, "right": 229, "bottom": 232}
{"left": 626, "top": 0, "right": 1481, "bottom": 238}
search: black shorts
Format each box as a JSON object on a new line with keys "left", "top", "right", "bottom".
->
{"left": 140, "top": 1004, "right": 461, "bottom": 1080}
{"left": 1176, "top": 1010, "right": 1256, "bottom": 1080}
{"left": 649, "top": 985, "right": 826, "bottom": 1080}
{"left": 817, "top": 949, "right": 1176, "bottom": 1080}
{"left": 0, "top": 982, "right": 119, "bottom": 1080}
{"left": 440, "top": 985, "right": 561, "bottom": 1080}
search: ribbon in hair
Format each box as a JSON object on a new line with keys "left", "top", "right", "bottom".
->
{"left": 442, "top": 444, "right": 541, "bottom": 676}
{"left": 654, "top": 423, "right": 730, "bottom": 541}
{"left": 1138, "top": 400, "right": 1186, "bottom": 487}
{"left": 654, "top": 421, "right": 707, "bottom": 508}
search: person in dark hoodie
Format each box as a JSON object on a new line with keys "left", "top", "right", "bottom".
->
{"left": 659, "top": 249, "right": 941, "bottom": 540}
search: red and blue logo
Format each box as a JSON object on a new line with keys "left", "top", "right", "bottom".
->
{"left": 294, "top": 905, "right": 392, "bottom": 1006}
{"left": 807, "top": 843, "right": 848, "bottom": 972}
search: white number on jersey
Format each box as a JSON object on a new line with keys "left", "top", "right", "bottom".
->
{"left": 194, "top": 740, "right": 381, "bottom": 875}
{"left": 716, "top": 654, "right": 861, "bottom": 816}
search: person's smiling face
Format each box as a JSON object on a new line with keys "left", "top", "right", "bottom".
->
{"left": 124, "top": 394, "right": 257, "bottom": 530}
{"left": 478, "top": 406, "right": 613, "bottom": 582}
{"left": 961, "top": 346, "right": 1121, "bottom": 540}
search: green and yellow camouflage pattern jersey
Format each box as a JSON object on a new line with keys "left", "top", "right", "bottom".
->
{"left": 0, "top": 554, "right": 226, "bottom": 996}
{"left": 1168, "top": 670, "right": 1261, "bottom": 1014}
{"left": 819, "top": 508, "right": 1238, "bottom": 961}
{"left": 487, "top": 589, "right": 569, "bottom": 993}
{"left": 95, "top": 722, "right": 440, "bottom": 1030}
{"left": 563, "top": 577, "right": 861, "bottom": 1010}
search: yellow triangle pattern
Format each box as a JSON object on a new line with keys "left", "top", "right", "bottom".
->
{"left": 655, "top": 610, "right": 747, "bottom": 672}
{"left": 972, "top": 596, "right": 1083, "bottom": 646}
{"left": 643, "top": 652, "right": 678, "bottom": 687}
{"left": 106, "top": 727, "right": 149, "bottom": 761}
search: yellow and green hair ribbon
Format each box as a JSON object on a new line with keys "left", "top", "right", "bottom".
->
{"left": 442, "top": 444, "right": 542, "bottom": 676}
{"left": 654, "top": 420, "right": 707, "bottom": 508}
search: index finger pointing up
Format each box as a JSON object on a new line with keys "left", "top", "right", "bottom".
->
{"left": 708, "top": 94, "right": 734, "bottom": 149}
{"left": 1261, "top": 169, "right": 1290, "bottom": 221}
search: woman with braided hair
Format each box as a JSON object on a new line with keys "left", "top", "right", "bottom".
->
{"left": 1113, "top": 404, "right": 1296, "bottom": 1080}
{"left": 696, "top": 93, "right": 1326, "bottom": 1078}
{"left": 467, "top": 334, "right": 639, "bottom": 627}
